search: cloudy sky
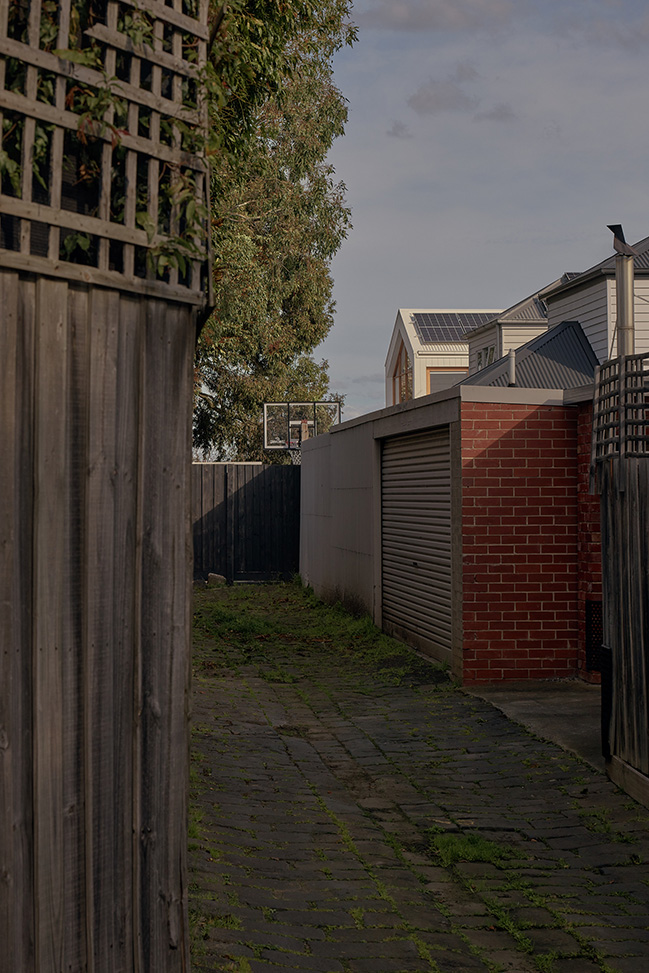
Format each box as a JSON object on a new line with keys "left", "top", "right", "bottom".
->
{"left": 315, "top": 0, "right": 649, "bottom": 418}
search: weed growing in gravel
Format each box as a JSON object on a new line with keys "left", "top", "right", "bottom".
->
{"left": 574, "top": 803, "right": 638, "bottom": 843}
{"left": 482, "top": 895, "right": 533, "bottom": 953}
{"left": 535, "top": 951, "right": 559, "bottom": 973}
{"left": 193, "top": 579, "right": 451, "bottom": 688}
{"left": 428, "top": 831, "right": 525, "bottom": 868}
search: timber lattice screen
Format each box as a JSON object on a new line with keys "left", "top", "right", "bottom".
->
{"left": 0, "top": 0, "right": 211, "bottom": 304}
{"left": 592, "top": 356, "right": 649, "bottom": 802}
{"left": 592, "top": 353, "right": 649, "bottom": 463}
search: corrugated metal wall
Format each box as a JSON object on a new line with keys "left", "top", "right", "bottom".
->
{"left": 381, "top": 426, "right": 453, "bottom": 661}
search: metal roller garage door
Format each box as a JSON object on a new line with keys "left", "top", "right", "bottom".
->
{"left": 381, "top": 426, "right": 452, "bottom": 660}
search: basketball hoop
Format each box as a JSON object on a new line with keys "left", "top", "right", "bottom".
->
{"left": 262, "top": 401, "right": 342, "bottom": 455}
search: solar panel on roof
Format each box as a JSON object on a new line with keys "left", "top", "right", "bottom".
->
{"left": 412, "top": 311, "right": 496, "bottom": 343}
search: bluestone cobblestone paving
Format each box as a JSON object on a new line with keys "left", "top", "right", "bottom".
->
{"left": 189, "top": 585, "right": 649, "bottom": 972}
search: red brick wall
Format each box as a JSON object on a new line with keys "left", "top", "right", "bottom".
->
{"left": 576, "top": 402, "right": 602, "bottom": 684}
{"left": 461, "top": 402, "right": 579, "bottom": 682}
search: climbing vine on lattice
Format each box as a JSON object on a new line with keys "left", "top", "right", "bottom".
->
{"left": 0, "top": 0, "right": 211, "bottom": 302}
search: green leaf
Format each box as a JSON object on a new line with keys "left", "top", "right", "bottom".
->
{"left": 136, "top": 211, "right": 156, "bottom": 243}
{"left": 53, "top": 47, "right": 101, "bottom": 68}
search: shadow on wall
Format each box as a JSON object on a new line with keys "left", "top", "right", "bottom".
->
{"left": 192, "top": 463, "right": 300, "bottom": 582}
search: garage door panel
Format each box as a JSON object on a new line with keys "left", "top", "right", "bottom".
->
{"left": 381, "top": 427, "right": 452, "bottom": 659}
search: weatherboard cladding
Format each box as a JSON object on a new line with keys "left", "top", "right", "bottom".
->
{"left": 413, "top": 311, "right": 496, "bottom": 344}
{"left": 463, "top": 320, "right": 598, "bottom": 389}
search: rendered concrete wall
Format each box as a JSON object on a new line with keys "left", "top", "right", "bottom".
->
{"left": 300, "top": 421, "right": 378, "bottom": 617}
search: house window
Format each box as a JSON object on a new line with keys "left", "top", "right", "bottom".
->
{"left": 393, "top": 341, "right": 412, "bottom": 403}
{"left": 426, "top": 368, "right": 468, "bottom": 394}
{"left": 477, "top": 346, "right": 495, "bottom": 370}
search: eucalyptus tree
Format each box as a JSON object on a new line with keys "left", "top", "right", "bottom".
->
{"left": 194, "top": 0, "right": 355, "bottom": 460}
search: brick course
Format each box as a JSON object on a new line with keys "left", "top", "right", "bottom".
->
{"left": 461, "top": 402, "right": 579, "bottom": 683}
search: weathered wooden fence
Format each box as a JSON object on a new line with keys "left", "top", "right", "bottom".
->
{"left": 593, "top": 354, "right": 649, "bottom": 806}
{"left": 0, "top": 1, "right": 210, "bottom": 968}
{"left": 192, "top": 463, "right": 301, "bottom": 582}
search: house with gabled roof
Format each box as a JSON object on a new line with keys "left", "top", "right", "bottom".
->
{"left": 301, "top": 230, "right": 649, "bottom": 686}
{"left": 385, "top": 308, "right": 501, "bottom": 406}
{"left": 543, "top": 237, "right": 649, "bottom": 360}
{"left": 465, "top": 287, "right": 552, "bottom": 374}
{"left": 465, "top": 320, "right": 598, "bottom": 390}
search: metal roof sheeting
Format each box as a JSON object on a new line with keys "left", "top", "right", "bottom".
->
{"left": 463, "top": 320, "right": 598, "bottom": 390}
{"left": 543, "top": 237, "right": 649, "bottom": 300}
{"left": 463, "top": 292, "right": 548, "bottom": 335}
{"left": 499, "top": 295, "right": 547, "bottom": 324}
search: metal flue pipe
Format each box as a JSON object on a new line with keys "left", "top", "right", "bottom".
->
{"left": 507, "top": 347, "right": 516, "bottom": 386}
{"left": 607, "top": 225, "right": 636, "bottom": 357}
{"left": 616, "top": 253, "right": 635, "bottom": 357}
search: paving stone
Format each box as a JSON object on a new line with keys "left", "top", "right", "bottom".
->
{"left": 471, "top": 950, "right": 538, "bottom": 971}
{"left": 549, "top": 959, "right": 602, "bottom": 973}
{"left": 604, "top": 959, "right": 649, "bottom": 973}
{"left": 508, "top": 905, "right": 558, "bottom": 926}
{"left": 524, "top": 927, "right": 583, "bottom": 952}
{"left": 189, "top": 585, "right": 649, "bottom": 973}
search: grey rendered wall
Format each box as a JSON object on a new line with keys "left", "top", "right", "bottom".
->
{"left": 300, "top": 421, "right": 379, "bottom": 617}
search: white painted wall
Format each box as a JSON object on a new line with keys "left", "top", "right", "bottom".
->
{"left": 500, "top": 323, "right": 548, "bottom": 355}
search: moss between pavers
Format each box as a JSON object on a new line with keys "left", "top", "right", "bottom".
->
{"left": 190, "top": 582, "right": 646, "bottom": 973}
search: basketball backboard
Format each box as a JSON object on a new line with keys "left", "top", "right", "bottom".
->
{"left": 263, "top": 401, "right": 342, "bottom": 450}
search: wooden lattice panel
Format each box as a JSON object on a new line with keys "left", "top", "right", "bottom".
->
{"left": 0, "top": 0, "right": 211, "bottom": 305}
{"left": 593, "top": 353, "right": 649, "bottom": 463}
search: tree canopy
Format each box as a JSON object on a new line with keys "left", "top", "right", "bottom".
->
{"left": 193, "top": 0, "right": 355, "bottom": 460}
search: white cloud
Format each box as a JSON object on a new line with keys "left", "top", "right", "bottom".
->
{"left": 474, "top": 102, "right": 517, "bottom": 122}
{"left": 580, "top": 12, "right": 649, "bottom": 51}
{"left": 407, "top": 64, "right": 480, "bottom": 115}
{"left": 317, "top": 0, "right": 649, "bottom": 418}
{"left": 357, "top": 0, "right": 516, "bottom": 33}
{"left": 387, "top": 120, "right": 414, "bottom": 139}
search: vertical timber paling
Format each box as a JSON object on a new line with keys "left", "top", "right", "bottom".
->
{"left": 593, "top": 352, "right": 649, "bottom": 794}
{"left": 0, "top": 1, "right": 211, "bottom": 969}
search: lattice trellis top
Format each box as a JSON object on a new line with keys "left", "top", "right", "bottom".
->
{"left": 593, "top": 354, "right": 649, "bottom": 463}
{"left": 0, "top": 0, "right": 212, "bottom": 306}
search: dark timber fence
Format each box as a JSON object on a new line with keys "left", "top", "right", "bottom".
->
{"left": 0, "top": 2, "right": 210, "bottom": 968}
{"left": 592, "top": 354, "right": 649, "bottom": 807}
{"left": 192, "top": 463, "right": 301, "bottom": 582}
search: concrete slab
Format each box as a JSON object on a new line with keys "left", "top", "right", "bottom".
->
{"left": 467, "top": 680, "right": 604, "bottom": 772}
